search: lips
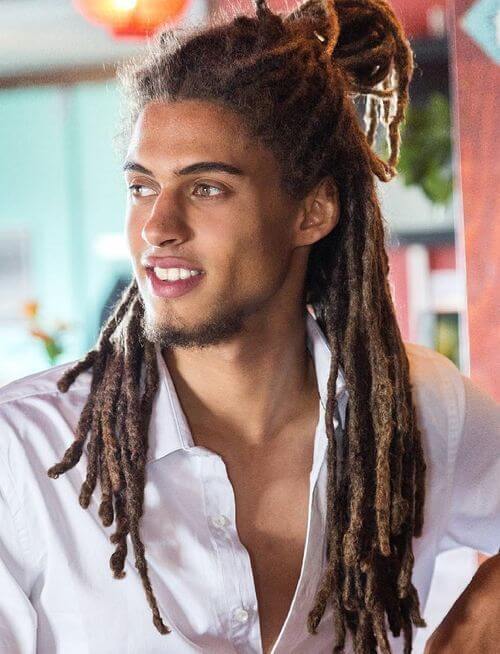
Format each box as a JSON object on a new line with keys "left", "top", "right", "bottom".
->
{"left": 145, "top": 266, "right": 205, "bottom": 299}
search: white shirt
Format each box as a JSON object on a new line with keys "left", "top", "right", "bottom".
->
{"left": 0, "top": 311, "right": 499, "bottom": 654}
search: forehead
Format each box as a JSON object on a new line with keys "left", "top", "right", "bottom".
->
{"left": 126, "top": 99, "right": 272, "bottom": 170}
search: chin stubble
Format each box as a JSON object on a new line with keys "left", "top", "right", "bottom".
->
{"left": 139, "top": 302, "right": 251, "bottom": 349}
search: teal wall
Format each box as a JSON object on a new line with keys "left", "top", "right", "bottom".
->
{"left": 0, "top": 80, "right": 132, "bottom": 383}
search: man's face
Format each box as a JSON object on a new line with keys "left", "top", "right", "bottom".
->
{"left": 124, "top": 99, "right": 304, "bottom": 349}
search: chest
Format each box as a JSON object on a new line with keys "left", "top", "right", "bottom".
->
{"left": 203, "top": 431, "right": 315, "bottom": 653}
{"left": 237, "top": 465, "right": 311, "bottom": 652}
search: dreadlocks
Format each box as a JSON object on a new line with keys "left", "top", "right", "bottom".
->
{"left": 47, "top": 0, "right": 427, "bottom": 651}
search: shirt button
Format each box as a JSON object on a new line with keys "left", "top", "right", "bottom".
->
{"left": 211, "top": 514, "right": 229, "bottom": 528}
{"left": 233, "top": 608, "right": 249, "bottom": 623}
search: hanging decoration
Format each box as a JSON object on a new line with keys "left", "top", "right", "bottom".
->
{"left": 73, "top": 0, "right": 191, "bottom": 38}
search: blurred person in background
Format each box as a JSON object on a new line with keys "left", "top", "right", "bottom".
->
{"left": 0, "top": 0, "right": 498, "bottom": 653}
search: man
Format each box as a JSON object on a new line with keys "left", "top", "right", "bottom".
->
{"left": 0, "top": 0, "right": 498, "bottom": 652}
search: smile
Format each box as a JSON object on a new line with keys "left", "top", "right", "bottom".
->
{"left": 145, "top": 267, "right": 205, "bottom": 299}
{"left": 154, "top": 267, "right": 202, "bottom": 281}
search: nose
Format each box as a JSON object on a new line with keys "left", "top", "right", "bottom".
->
{"left": 141, "top": 189, "right": 190, "bottom": 248}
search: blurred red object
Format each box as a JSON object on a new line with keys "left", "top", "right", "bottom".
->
{"left": 73, "top": 0, "right": 191, "bottom": 38}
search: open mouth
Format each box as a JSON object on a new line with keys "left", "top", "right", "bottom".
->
{"left": 145, "top": 266, "right": 205, "bottom": 299}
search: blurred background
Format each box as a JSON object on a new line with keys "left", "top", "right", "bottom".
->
{"left": 0, "top": 0, "right": 498, "bottom": 651}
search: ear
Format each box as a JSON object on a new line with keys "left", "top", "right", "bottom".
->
{"left": 293, "top": 176, "right": 340, "bottom": 248}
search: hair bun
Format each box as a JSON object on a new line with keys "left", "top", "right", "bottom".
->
{"left": 283, "top": 0, "right": 415, "bottom": 179}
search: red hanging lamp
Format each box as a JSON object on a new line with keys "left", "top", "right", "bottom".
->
{"left": 73, "top": 0, "right": 191, "bottom": 38}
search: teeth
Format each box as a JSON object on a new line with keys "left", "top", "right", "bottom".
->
{"left": 153, "top": 267, "right": 201, "bottom": 282}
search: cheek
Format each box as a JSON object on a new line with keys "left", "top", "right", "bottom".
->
{"left": 227, "top": 222, "right": 290, "bottom": 288}
{"left": 124, "top": 213, "right": 145, "bottom": 275}
{"left": 125, "top": 209, "right": 145, "bottom": 248}
{"left": 124, "top": 210, "right": 137, "bottom": 244}
{"left": 197, "top": 224, "right": 256, "bottom": 288}
{"left": 250, "top": 215, "right": 291, "bottom": 261}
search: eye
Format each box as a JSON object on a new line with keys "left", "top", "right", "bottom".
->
{"left": 127, "top": 184, "right": 155, "bottom": 198}
{"left": 192, "top": 182, "right": 224, "bottom": 198}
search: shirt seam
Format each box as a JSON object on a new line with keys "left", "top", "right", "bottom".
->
{"left": 0, "top": 383, "right": 88, "bottom": 409}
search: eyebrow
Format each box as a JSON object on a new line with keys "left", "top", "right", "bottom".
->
{"left": 122, "top": 160, "right": 244, "bottom": 177}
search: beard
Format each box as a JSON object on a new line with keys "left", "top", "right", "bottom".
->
{"left": 138, "top": 296, "right": 253, "bottom": 350}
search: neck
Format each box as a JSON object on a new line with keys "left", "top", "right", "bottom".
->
{"left": 162, "top": 306, "right": 319, "bottom": 447}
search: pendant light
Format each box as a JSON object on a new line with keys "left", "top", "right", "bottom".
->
{"left": 73, "top": 0, "right": 191, "bottom": 38}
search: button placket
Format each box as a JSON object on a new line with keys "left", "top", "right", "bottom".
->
{"left": 269, "top": 402, "right": 329, "bottom": 654}
{"left": 233, "top": 607, "right": 249, "bottom": 624}
{"left": 202, "top": 453, "right": 262, "bottom": 653}
{"left": 211, "top": 514, "right": 230, "bottom": 529}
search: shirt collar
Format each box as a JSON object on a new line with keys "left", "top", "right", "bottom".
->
{"left": 146, "top": 309, "right": 348, "bottom": 464}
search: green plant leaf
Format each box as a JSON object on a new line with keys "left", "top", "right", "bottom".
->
{"left": 382, "top": 92, "right": 453, "bottom": 205}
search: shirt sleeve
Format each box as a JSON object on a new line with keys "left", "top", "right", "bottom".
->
{"left": 438, "top": 373, "right": 500, "bottom": 555}
{"left": 0, "top": 456, "right": 38, "bottom": 653}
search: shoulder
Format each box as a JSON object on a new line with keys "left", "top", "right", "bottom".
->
{"left": 404, "top": 340, "right": 461, "bottom": 379}
{"left": 403, "top": 341, "right": 464, "bottom": 402}
{"left": 0, "top": 361, "right": 94, "bottom": 580}
{"left": 0, "top": 359, "right": 90, "bottom": 408}
{"left": 0, "top": 360, "right": 92, "bottom": 475}
{"left": 403, "top": 341, "right": 466, "bottom": 447}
